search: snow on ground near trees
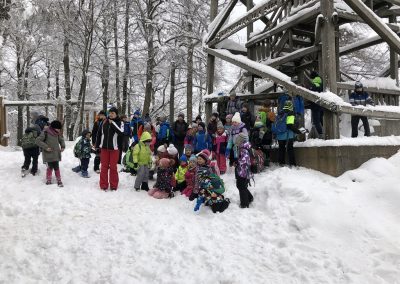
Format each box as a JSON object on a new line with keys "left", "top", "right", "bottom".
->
{"left": 1, "top": 143, "right": 400, "bottom": 283}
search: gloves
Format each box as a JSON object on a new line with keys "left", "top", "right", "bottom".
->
{"left": 299, "top": 127, "right": 308, "bottom": 134}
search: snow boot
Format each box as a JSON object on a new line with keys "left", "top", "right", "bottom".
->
{"left": 81, "top": 171, "right": 89, "bottom": 178}
{"left": 55, "top": 169, "right": 63, "bottom": 187}
{"left": 46, "top": 168, "right": 52, "bottom": 184}
{"left": 21, "top": 168, "right": 28, "bottom": 178}
{"left": 141, "top": 182, "right": 149, "bottom": 191}
{"left": 72, "top": 165, "right": 81, "bottom": 173}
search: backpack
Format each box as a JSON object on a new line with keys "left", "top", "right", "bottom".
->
{"left": 21, "top": 131, "right": 38, "bottom": 149}
{"left": 293, "top": 95, "right": 304, "bottom": 115}
{"left": 248, "top": 148, "right": 265, "bottom": 174}
{"left": 73, "top": 138, "right": 84, "bottom": 158}
{"left": 272, "top": 112, "right": 288, "bottom": 135}
{"left": 209, "top": 173, "right": 225, "bottom": 194}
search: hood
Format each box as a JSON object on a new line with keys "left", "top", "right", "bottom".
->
{"left": 140, "top": 131, "right": 152, "bottom": 142}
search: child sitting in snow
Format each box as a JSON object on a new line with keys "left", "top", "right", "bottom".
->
{"left": 133, "top": 132, "right": 152, "bottom": 191}
{"left": 174, "top": 155, "right": 188, "bottom": 192}
{"left": 72, "top": 129, "right": 92, "bottom": 178}
{"left": 189, "top": 149, "right": 212, "bottom": 201}
{"left": 121, "top": 143, "right": 137, "bottom": 175}
{"left": 35, "top": 120, "right": 65, "bottom": 187}
{"left": 182, "top": 155, "right": 197, "bottom": 198}
{"left": 233, "top": 133, "right": 254, "bottom": 208}
{"left": 148, "top": 158, "right": 175, "bottom": 199}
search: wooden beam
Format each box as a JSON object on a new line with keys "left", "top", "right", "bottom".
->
{"left": 238, "top": 0, "right": 270, "bottom": 25}
{"left": 0, "top": 96, "right": 7, "bottom": 146}
{"left": 337, "top": 81, "right": 400, "bottom": 95}
{"left": 339, "top": 35, "right": 383, "bottom": 55}
{"left": 208, "top": 0, "right": 280, "bottom": 47}
{"left": 343, "top": 0, "right": 400, "bottom": 54}
{"left": 262, "top": 45, "right": 321, "bottom": 67}
{"left": 204, "top": 48, "right": 400, "bottom": 119}
{"left": 207, "top": 0, "right": 238, "bottom": 45}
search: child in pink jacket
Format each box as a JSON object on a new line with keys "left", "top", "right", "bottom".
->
{"left": 148, "top": 158, "right": 175, "bottom": 199}
{"left": 213, "top": 122, "right": 228, "bottom": 174}
{"left": 182, "top": 155, "right": 197, "bottom": 197}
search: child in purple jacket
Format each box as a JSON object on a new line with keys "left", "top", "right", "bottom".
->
{"left": 234, "top": 132, "right": 254, "bottom": 208}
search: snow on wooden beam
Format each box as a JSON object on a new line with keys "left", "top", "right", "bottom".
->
{"left": 337, "top": 80, "right": 400, "bottom": 95}
{"left": 204, "top": 48, "right": 400, "bottom": 119}
{"left": 262, "top": 45, "right": 320, "bottom": 67}
{"left": 206, "top": 0, "right": 238, "bottom": 45}
{"left": 343, "top": 0, "right": 400, "bottom": 54}
{"left": 339, "top": 35, "right": 383, "bottom": 56}
{"left": 207, "top": 0, "right": 280, "bottom": 47}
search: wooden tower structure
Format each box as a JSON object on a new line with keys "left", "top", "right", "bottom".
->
{"left": 205, "top": 0, "right": 400, "bottom": 140}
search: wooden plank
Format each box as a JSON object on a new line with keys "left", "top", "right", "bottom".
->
{"left": 343, "top": 0, "right": 400, "bottom": 54}
{"left": 238, "top": 0, "right": 271, "bottom": 25}
{"left": 207, "top": 0, "right": 281, "bottom": 47}
{"left": 207, "top": 0, "right": 238, "bottom": 45}
{"left": 262, "top": 45, "right": 320, "bottom": 67}
{"left": 339, "top": 35, "right": 383, "bottom": 55}
{"left": 205, "top": 48, "right": 400, "bottom": 119}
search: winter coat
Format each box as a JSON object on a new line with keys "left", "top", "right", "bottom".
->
{"left": 193, "top": 165, "right": 212, "bottom": 194}
{"left": 130, "top": 117, "right": 144, "bottom": 141}
{"left": 193, "top": 130, "right": 212, "bottom": 153}
{"left": 226, "top": 98, "right": 242, "bottom": 115}
{"left": 258, "top": 107, "right": 275, "bottom": 130}
{"left": 138, "top": 125, "right": 157, "bottom": 152}
{"left": 154, "top": 167, "right": 175, "bottom": 192}
{"left": 157, "top": 121, "right": 174, "bottom": 145}
{"left": 227, "top": 122, "right": 248, "bottom": 153}
{"left": 349, "top": 91, "right": 375, "bottom": 107}
{"left": 91, "top": 119, "right": 103, "bottom": 145}
{"left": 36, "top": 127, "right": 66, "bottom": 163}
{"left": 311, "top": 76, "right": 323, "bottom": 92}
{"left": 173, "top": 120, "right": 188, "bottom": 142}
{"left": 236, "top": 142, "right": 251, "bottom": 179}
{"left": 133, "top": 132, "right": 152, "bottom": 167}
{"left": 175, "top": 165, "right": 188, "bottom": 184}
{"left": 276, "top": 111, "right": 302, "bottom": 141}
{"left": 241, "top": 111, "right": 254, "bottom": 131}
{"left": 77, "top": 130, "right": 92, "bottom": 159}
{"left": 213, "top": 132, "right": 228, "bottom": 155}
{"left": 184, "top": 133, "right": 196, "bottom": 148}
{"left": 95, "top": 118, "right": 124, "bottom": 150}
{"left": 224, "top": 124, "right": 232, "bottom": 137}
{"left": 124, "top": 149, "right": 135, "bottom": 170}
{"left": 184, "top": 167, "right": 196, "bottom": 188}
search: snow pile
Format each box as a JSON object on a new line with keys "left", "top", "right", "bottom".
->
{"left": 1, "top": 143, "right": 400, "bottom": 283}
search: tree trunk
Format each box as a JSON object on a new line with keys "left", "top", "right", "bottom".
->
{"left": 169, "top": 62, "right": 176, "bottom": 125}
{"left": 63, "top": 35, "right": 73, "bottom": 141}
{"left": 16, "top": 44, "right": 24, "bottom": 146}
{"left": 45, "top": 58, "right": 51, "bottom": 117}
{"left": 186, "top": 22, "right": 194, "bottom": 123}
{"left": 114, "top": 0, "right": 121, "bottom": 111}
{"left": 101, "top": 15, "right": 110, "bottom": 112}
{"left": 24, "top": 68, "right": 30, "bottom": 128}
{"left": 143, "top": 26, "right": 154, "bottom": 115}
{"left": 122, "top": 0, "right": 130, "bottom": 115}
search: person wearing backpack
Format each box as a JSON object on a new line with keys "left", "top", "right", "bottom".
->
{"left": 133, "top": 131, "right": 153, "bottom": 191}
{"left": 72, "top": 130, "right": 92, "bottom": 178}
{"left": 130, "top": 110, "right": 144, "bottom": 143}
{"left": 35, "top": 120, "right": 65, "bottom": 187}
{"left": 121, "top": 143, "right": 137, "bottom": 175}
{"left": 20, "top": 127, "right": 40, "bottom": 177}
{"left": 226, "top": 91, "right": 242, "bottom": 115}
{"left": 225, "top": 112, "right": 248, "bottom": 164}
{"left": 233, "top": 132, "right": 254, "bottom": 208}
{"left": 156, "top": 116, "right": 174, "bottom": 149}
{"left": 273, "top": 101, "right": 306, "bottom": 166}
{"left": 95, "top": 107, "right": 124, "bottom": 190}
{"left": 240, "top": 103, "right": 255, "bottom": 131}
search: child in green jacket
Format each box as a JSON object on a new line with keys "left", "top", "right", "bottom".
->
{"left": 133, "top": 132, "right": 152, "bottom": 191}
{"left": 174, "top": 155, "right": 188, "bottom": 192}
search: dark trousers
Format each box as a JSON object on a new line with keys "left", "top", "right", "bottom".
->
{"left": 236, "top": 173, "right": 253, "bottom": 207}
{"left": 278, "top": 139, "right": 296, "bottom": 166}
{"left": 310, "top": 103, "right": 324, "bottom": 135}
{"left": 175, "top": 139, "right": 185, "bottom": 156}
{"left": 94, "top": 154, "right": 100, "bottom": 171}
{"left": 22, "top": 147, "right": 40, "bottom": 173}
{"left": 174, "top": 181, "right": 187, "bottom": 192}
{"left": 351, "top": 115, "right": 370, "bottom": 137}
{"left": 80, "top": 158, "right": 90, "bottom": 172}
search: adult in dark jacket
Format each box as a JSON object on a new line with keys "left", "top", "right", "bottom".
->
{"left": 207, "top": 112, "right": 219, "bottom": 137}
{"left": 95, "top": 107, "right": 124, "bottom": 190}
{"left": 240, "top": 103, "right": 254, "bottom": 131}
{"left": 350, "top": 81, "right": 374, "bottom": 137}
{"left": 91, "top": 110, "right": 106, "bottom": 173}
{"left": 173, "top": 113, "right": 188, "bottom": 156}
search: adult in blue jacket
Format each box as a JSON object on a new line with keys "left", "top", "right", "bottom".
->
{"left": 349, "top": 81, "right": 374, "bottom": 137}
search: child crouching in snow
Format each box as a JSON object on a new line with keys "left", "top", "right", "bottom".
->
{"left": 182, "top": 155, "right": 197, "bottom": 198}
{"left": 72, "top": 130, "right": 92, "bottom": 178}
{"left": 36, "top": 120, "right": 65, "bottom": 187}
{"left": 233, "top": 133, "right": 254, "bottom": 208}
{"left": 148, "top": 158, "right": 175, "bottom": 199}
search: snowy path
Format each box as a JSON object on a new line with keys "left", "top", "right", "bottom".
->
{"left": 1, "top": 144, "right": 400, "bottom": 283}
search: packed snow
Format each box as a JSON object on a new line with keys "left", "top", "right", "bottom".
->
{"left": 1, "top": 143, "right": 400, "bottom": 283}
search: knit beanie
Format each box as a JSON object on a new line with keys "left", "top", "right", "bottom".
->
{"left": 196, "top": 149, "right": 211, "bottom": 164}
{"left": 167, "top": 144, "right": 178, "bottom": 156}
{"left": 191, "top": 123, "right": 198, "bottom": 129}
{"left": 184, "top": 144, "right": 193, "bottom": 151}
{"left": 189, "top": 155, "right": 197, "bottom": 163}
{"left": 109, "top": 107, "right": 119, "bottom": 116}
{"left": 217, "top": 121, "right": 224, "bottom": 129}
{"left": 50, "top": 120, "right": 62, "bottom": 130}
{"left": 232, "top": 112, "right": 242, "bottom": 123}
{"left": 234, "top": 132, "right": 249, "bottom": 146}
{"left": 180, "top": 155, "right": 188, "bottom": 163}
{"left": 157, "top": 145, "right": 167, "bottom": 153}
{"left": 144, "top": 122, "right": 151, "bottom": 131}
{"left": 225, "top": 114, "right": 233, "bottom": 121}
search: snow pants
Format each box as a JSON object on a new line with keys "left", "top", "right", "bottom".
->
{"left": 100, "top": 149, "right": 120, "bottom": 190}
{"left": 148, "top": 188, "right": 170, "bottom": 199}
{"left": 351, "top": 115, "right": 370, "bottom": 137}
{"left": 134, "top": 165, "right": 149, "bottom": 189}
{"left": 47, "top": 162, "right": 61, "bottom": 182}
{"left": 215, "top": 153, "right": 227, "bottom": 173}
{"left": 236, "top": 173, "right": 253, "bottom": 208}
{"left": 22, "top": 147, "right": 40, "bottom": 174}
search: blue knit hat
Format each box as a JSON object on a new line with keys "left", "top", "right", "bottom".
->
{"left": 189, "top": 155, "right": 197, "bottom": 162}
{"left": 180, "top": 155, "right": 188, "bottom": 163}
{"left": 134, "top": 110, "right": 141, "bottom": 116}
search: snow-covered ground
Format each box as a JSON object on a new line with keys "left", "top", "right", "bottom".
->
{"left": 1, "top": 143, "right": 400, "bottom": 283}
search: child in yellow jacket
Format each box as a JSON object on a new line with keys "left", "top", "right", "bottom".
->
{"left": 174, "top": 155, "right": 188, "bottom": 192}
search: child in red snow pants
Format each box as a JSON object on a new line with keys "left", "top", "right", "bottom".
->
{"left": 100, "top": 149, "right": 120, "bottom": 190}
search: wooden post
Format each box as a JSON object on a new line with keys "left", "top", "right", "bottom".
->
{"left": 389, "top": 16, "right": 399, "bottom": 87}
{"left": 205, "top": 102, "right": 212, "bottom": 125}
{"left": 247, "top": 0, "right": 255, "bottom": 94}
{"left": 206, "top": 0, "right": 218, "bottom": 95}
{"left": 320, "top": 0, "right": 339, "bottom": 139}
{"left": 0, "top": 97, "right": 8, "bottom": 146}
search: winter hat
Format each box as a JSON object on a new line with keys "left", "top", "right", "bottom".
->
{"left": 109, "top": 107, "right": 119, "bottom": 116}
{"left": 140, "top": 131, "right": 152, "bottom": 142}
{"left": 167, "top": 144, "right": 178, "bottom": 156}
{"left": 134, "top": 110, "right": 141, "bottom": 116}
{"left": 157, "top": 145, "right": 167, "bottom": 153}
{"left": 355, "top": 81, "right": 363, "bottom": 89}
{"left": 310, "top": 71, "right": 319, "bottom": 79}
{"left": 225, "top": 114, "right": 233, "bottom": 121}
{"left": 232, "top": 112, "right": 242, "bottom": 124}
{"left": 159, "top": 158, "right": 171, "bottom": 168}
{"left": 217, "top": 121, "right": 224, "bottom": 129}
{"left": 180, "top": 155, "right": 188, "bottom": 163}
{"left": 178, "top": 113, "right": 185, "bottom": 119}
{"left": 189, "top": 155, "right": 197, "bottom": 163}
{"left": 184, "top": 144, "right": 193, "bottom": 151}
{"left": 98, "top": 110, "right": 106, "bottom": 116}
{"left": 81, "top": 129, "right": 91, "bottom": 137}
{"left": 229, "top": 91, "right": 237, "bottom": 97}
{"left": 198, "top": 122, "right": 206, "bottom": 130}
{"left": 50, "top": 120, "right": 62, "bottom": 130}
{"left": 234, "top": 132, "right": 249, "bottom": 146}
{"left": 144, "top": 122, "right": 151, "bottom": 131}
{"left": 197, "top": 149, "right": 211, "bottom": 164}
{"left": 191, "top": 123, "right": 198, "bottom": 129}
{"left": 211, "top": 112, "right": 219, "bottom": 119}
